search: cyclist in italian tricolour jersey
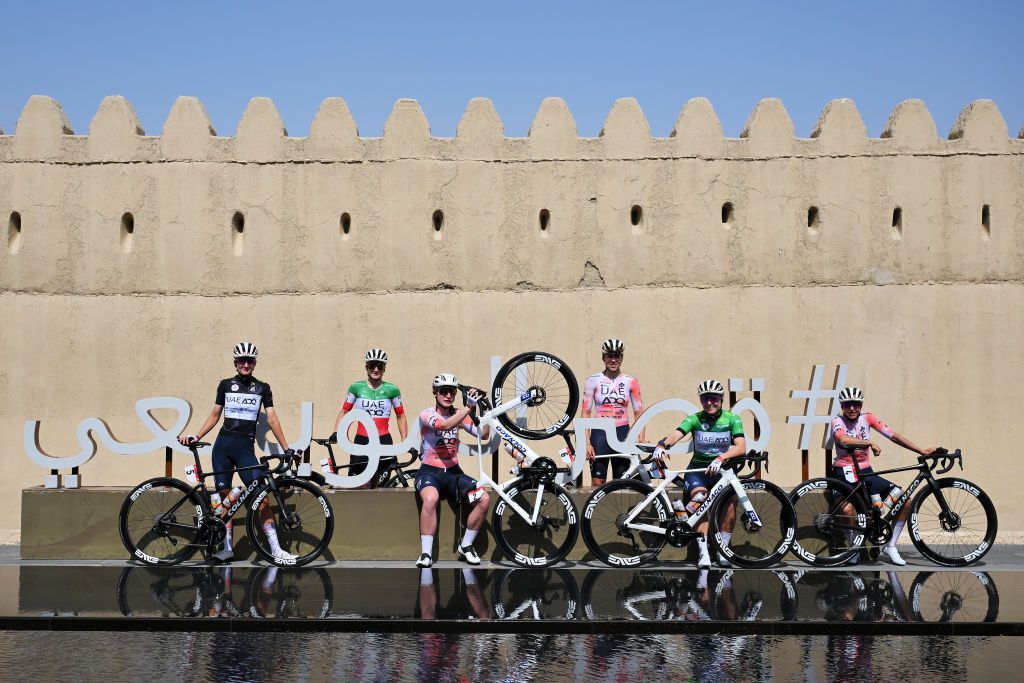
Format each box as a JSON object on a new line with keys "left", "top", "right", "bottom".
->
{"left": 329, "top": 348, "right": 409, "bottom": 488}
{"left": 413, "top": 373, "right": 491, "bottom": 568}
{"left": 830, "top": 386, "right": 937, "bottom": 566}
{"left": 582, "top": 338, "right": 645, "bottom": 486}
{"left": 653, "top": 380, "right": 745, "bottom": 569}
{"left": 177, "top": 342, "right": 299, "bottom": 563}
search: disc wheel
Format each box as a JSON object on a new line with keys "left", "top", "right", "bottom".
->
{"left": 712, "top": 480, "right": 795, "bottom": 569}
{"left": 789, "top": 477, "right": 869, "bottom": 567}
{"left": 490, "top": 351, "right": 579, "bottom": 440}
{"left": 119, "top": 477, "right": 205, "bottom": 566}
{"left": 492, "top": 479, "right": 579, "bottom": 567}
{"left": 247, "top": 477, "right": 334, "bottom": 567}
{"left": 581, "top": 479, "right": 667, "bottom": 567}
{"left": 908, "top": 478, "right": 998, "bottom": 566}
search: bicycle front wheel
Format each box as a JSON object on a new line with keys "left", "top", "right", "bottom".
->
{"left": 581, "top": 479, "right": 667, "bottom": 567}
{"left": 581, "top": 569, "right": 669, "bottom": 620}
{"left": 789, "top": 477, "right": 868, "bottom": 567}
{"left": 247, "top": 477, "right": 334, "bottom": 567}
{"left": 247, "top": 567, "right": 334, "bottom": 619}
{"left": 909, "top": 478, "right": 997, "bottom": 566}
{"left": 119, "top": 477, "right": 204, "bottom": 566}
{"left": 492, "top": 479, "right": 579, "bottom": 567}
{"left": 712, "top": 480, "right": 795, "bottom": 569}
{"left": 490, "top": 351, "right": 579, "bottom": 440}
{"left": 491, "top": 568, "right": 580, "bottom": 620}
{"left": 909, "top": 571, "right": 999, "bottom": 622}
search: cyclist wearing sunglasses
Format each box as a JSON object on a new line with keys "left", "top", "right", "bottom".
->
{"left": 177, "top": 341, "right": 298, "bottom": 562}
{"left": 831, "top": 386, "right": 937, "bottom": 565}
{"left": 329, "top": 348, "right": 408, "bottom": 488}
{"left": 582, "top": 338, "right": 645, "bottom": 486}
{"left": 414, "top": 373, "right": 490, "bottom": 568}
{"left": 653, "top": 379, "right": 744, "bottom": 569}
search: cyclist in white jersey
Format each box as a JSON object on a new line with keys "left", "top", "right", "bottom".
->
{"left": 582, "top": 338, "right": 645, "bottom": 485}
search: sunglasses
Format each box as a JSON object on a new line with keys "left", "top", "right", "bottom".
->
{"left": 700, "top": 394, "right": 723, "bottom": 403}
{"left": 366, "top": 362, "right": 385, "bottom": 371}
{"left": 603, "top": 353, "right": 623, "bottom": 360}
{"left": 841, "top": 401, "right": 863, "bottom": 409}
{"left": 436, "top": 387, "right": 457, "bottom": 396}
{"left": 235, "top": 358, "right": 257, "bottom": 366}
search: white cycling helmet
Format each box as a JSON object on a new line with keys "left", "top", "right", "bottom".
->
{"left": 432, "top": 373, "right": 459, "bottom": 390}
{"left": 697, "top": 379, "right": 725, "bottom": 396}
{"left": 838, "top": 387, "right": 865, "bottom": 403}
{"left": 602, "top": 338, "right": 625, "bottom": 354}
{"left": 364, "top": 348, "right": 388, "bottom": 364}
{"left": 233, "top": 341, "right": 259, "bottom": 359}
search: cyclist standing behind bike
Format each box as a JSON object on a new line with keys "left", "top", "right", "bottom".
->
{"left": 329, "top": 348, "right": 409, "bottom": 488}
{"left": 831, "top": 386, "right": 937, "bottom": 566}
{"left": 177, "top": 342, "right": 297, "bottom": 563}
{"left": 654, "top": 380, "right": 744, "bottom": 569}
{"left": 414, "top": 373, "right": 490, "bottom": 568}
{"left": 583, "top": 338, "right": 645, "bottom": 486}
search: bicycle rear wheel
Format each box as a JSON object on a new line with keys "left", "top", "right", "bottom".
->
{"left": 490, "top": 351, "right": 579, "bottom": 440}
{"left": 247, "top": 567, "right": 334, "bottom": 619}
{"left": 119, "top": 477, "right": 204, "bottom": 566}
{"left": 789, "top": 477, "right": 868, "bottom": 567}
{"left": 491, "top": 568, "right": 580, "bottom": 620}
{"left": 581, "top": 479, "right": 667, "bottom": 567}
{"left": 492, "top": 479, "right": 579, "bottom": 567}
{"left": 712, "top": 480, "right": 795, "bottom": 569}
{"left": 247, "top": 477, "right": 334, "bottom": 567}
{"left": 909, "top": 478, "right": 997, "bottom": 566}
{"left": 581, "top": 569, "right": 669, "bottom": 620}
{"left": 909, "top": 571, "right": 999, "bottom": 622}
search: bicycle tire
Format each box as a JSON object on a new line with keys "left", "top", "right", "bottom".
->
{"left": 581, "top": 479, "right": 667, "bottom": 567}
{"left": 714, "top": 569, "right": 799, "bottom": 622}
{"left": 116, "top": 566, "right": 214, "bottom": 617}
{"left": 581, "top": 569, "right": 669, "bottom": 620}
{"left": 490, "top": 351, "right": 579, "bottom": 440}
{"left": 788, "top": 477, "right": 868, "bottom": 567}
{"left": 712, "top": 480, "right": 795, "bottom": 569}
{"left": 908, "top": 478, "right": 997, "bottom": 566}
{"left": 119, "top": 477, "right": 205, "bottom": 566}
{"left": 384, "top": 469, "right": 418, "bottom": 488}
{"left": 491, "top": 568, "right": 579, "bottom": 620}
{"left": 247, "top": 567, "right": 334, "bottom": 619}
{"left": 491, "top": 478, "right": 579, "bottom": 567}
{"left": 909, "top": 570, "right": 999, "bottom": 622}
{"left": 247, "top": 477, "right": 334, "bottom": 567}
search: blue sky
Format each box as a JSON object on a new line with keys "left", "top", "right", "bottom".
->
{"left": 2, "top": 1, "right": 1021, "bottom": 139}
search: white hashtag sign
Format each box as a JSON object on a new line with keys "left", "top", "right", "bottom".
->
{"left": 787, "top": 364, "right": 849, "bottom": 450}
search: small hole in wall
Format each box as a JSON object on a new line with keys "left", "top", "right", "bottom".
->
{"left": 630, "top": 205, "right": 643, "bottom": 227}
{"left": 340, "top": 213, "right": 351, "bottom": 240}
{"left": 891, "top": 207, "right": 903, "bottom": 240}
{"left": 807, "top": 206, "right": 820, "bottom": 230}
{"left": 539, "top": 209, "right": 550, "bottom": 231}
{"left": 721, "top": 202, "right": 734, "bottom": 226}
{"left": 232, "top": 212, "right": 245, "bottom": 255}
{"left": 982, "top": 205, "right": 991, "bottom": 240}
{"left": 432, "top": 209, "right": 444, "bottom": 232}
{"left": 8, "top": 211, "right": 22, "bottom": 254}
{"left": 120, "top": 212, "right": 135, "bottom": 253}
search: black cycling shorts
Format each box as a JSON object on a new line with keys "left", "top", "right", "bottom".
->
{"left": 212, "top": 432, "right": 267, "bottom": 491}
{"left": 832, "top": 464, "right": 895, "bottom": 499}
{"left": 589, "top": 424, "right": 631, "bottom": 480}
{"left": 415, "top": 464, "right": 477, "bottom": 502}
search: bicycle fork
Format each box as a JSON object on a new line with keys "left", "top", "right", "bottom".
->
{"left": 728, "top": 477, "right": 764, "bottom": 532}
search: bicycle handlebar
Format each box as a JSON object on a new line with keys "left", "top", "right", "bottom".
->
{"left": 918, "top": 447, "right": 962, "bottom": 474}
{"left": 310, "top": 437, "right": 420, "bottom": 468}
{"left": 259, "top": 454, "right": 292, "bottom": 475}
{"left": 634, "top": 444, "right": 767, "bottom": 477}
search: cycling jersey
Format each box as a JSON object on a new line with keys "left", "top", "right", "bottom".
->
{"left": 341, "top": 380, "right": 405, "bottom": 438}
{"left": 676, "top": 410, "right": 745, "bottom": 465}
{"left": 582, "top": 373, "right": 643, "bottom": 427}
{"left": 419, "top": 407, "right": 480, "bottom": 468}
{"left": 831, "top": 412, "right": 895, "bottom": 468}
{"left": 215, "top": 375, "right": 274, "bottom": 441}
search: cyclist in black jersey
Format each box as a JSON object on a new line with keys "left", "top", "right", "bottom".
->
{"left": 177, "top": 341, "right": 298, "bottom": 563}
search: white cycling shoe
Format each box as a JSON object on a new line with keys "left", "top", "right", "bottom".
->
{"left": 459, "top": 545, "right": 482, "bottom": 565}
{"left": 697, "top": 550, "right": 712, "bottom": 569}
{"left": 882, "top": 545, "right": 907, "bottom": 566}
{"left": 272, "top": 548, "right": 298, "bottom": 563}
{"left": 717, "top": 553, "right": 732, "bottom": 568}
{"left": 416, "top": 553, "right": 433, "bottom": 568}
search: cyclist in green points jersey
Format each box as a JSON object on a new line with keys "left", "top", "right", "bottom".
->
{"left": 653, "top": 380, "right": 745, "bottom": 569}
{"left": 330, "top": 348, "right": 409, "bottom": 488}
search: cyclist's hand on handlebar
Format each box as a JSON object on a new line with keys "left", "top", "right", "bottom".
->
{"left": 653, "top": 439, "right": 670, "bottom": 462}
{"left": 464, "top": 388, "right": 482, "bottom": 409}
{"left": 920, "top": 446, "right": 938, "bottom": 456}
{"left": 178, "top": 435, "right": 198, "bottom": 446}
{"left": 284, "top": 448, "right": 300, "bottom": 466}
{"left": 706, "top": 456, "right": 724, "bottom": 475}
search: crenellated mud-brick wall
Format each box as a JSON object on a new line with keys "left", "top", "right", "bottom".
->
{"left": 1, "top": 94, "right": 1021, "bottom": 535}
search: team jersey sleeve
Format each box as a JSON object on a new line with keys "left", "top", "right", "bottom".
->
{"left": 728, "top": 412, "right": 745, "bottom": 439}
{"left": 261, "top": 382, "right": 274, "bottom": 409}
{"left": 388, "top": 384, "right": 405, "bottom": 415}
{"left": 676, "top": 413, "right": 698, "bottom": 435}
{"left": 215, "top": 380, "right": 226, "bottom": 406}
{"left": 460, "top": 416, "right": 480, "bottom": 437}
{"left": 831, "top": 416, "right": 847, "bottom": 438}
{"left": 866, "top": 413, "right": 895, "bottom": 440}
{"left": 581, "top": 375, "right": 598, "bottom": 415}
{"left": 342, "top": 383, "right": 359, "bottom": 411}
{"left": 629, "top": 377, "right": 643, "bottom": 412}
{"left": 423, "top": 409, "right": 445, "bottom": 431}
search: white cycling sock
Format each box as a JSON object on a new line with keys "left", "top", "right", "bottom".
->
{"left": 462, "top": 568, "right": 477, "bottom": 586}
{"left": 697, "top": 536, "right": 709, "bottom": 554}
{"left": 420, "top": 568, "right": 433, "bottom": 586}
{"left": 263, "top": 521, "right": 282, "bottom": 554}
{"left": 262, "top": 567, "right": 278, "bottom": 590}
{"left": 421, "top": 535, "right": 434, "bottom": 556}
{"left": 461, "top": 529, "right": 478, "bottom": 548}
{"left": 224, "top": 521, "right": 233, "bottom": 552}
{"left": 887, "top": 519, "right": 906, "bottom": 548}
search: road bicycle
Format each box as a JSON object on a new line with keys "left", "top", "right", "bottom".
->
{"left": 788, "top": 447, "right": 997, "bottom": 567}
{"left": 581, "top": 448, "right": 795, "bottom": 568}
{"left": 307, "top": 438, "right": 419, "bottom": 488}
{"left": 452, "top": 350, "right": 581, "bottom": 567}
{"left": 118, "top": 441, "right": 334, "bottom": 567}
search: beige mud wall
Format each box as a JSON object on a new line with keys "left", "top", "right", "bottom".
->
{"left": 1, "top": 94, "right": 1021, "bottom": 538}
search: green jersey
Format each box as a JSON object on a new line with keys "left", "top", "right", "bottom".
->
{"left": 342, "top": 381, "right": 405, "bottom": 437}
{"left": 676, "top": 410, "right": 745, "bottom": 464}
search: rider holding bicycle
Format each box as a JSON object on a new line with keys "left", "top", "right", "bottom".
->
{"left": 329, "top": 348, "right": 409, "bottom": 488}
{"left": 654, "top": 380, "right": 744, "bottom": 569}
{"left": 414, "top": 373, "right": 491, "bottom": 568}
{"left": 583, "top": 338, "right": 645, "bottom": 485}
{"left": 177, "top": 342, "right": 298, "bottom": 563}
{"left": 831, "top": 386, "right": 937, "bottom": 566}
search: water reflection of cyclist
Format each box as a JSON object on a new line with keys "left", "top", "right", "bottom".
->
{"left": 831, "top": 386, "right": 937, "bottom": 566}
{"left": 177, "top": 341, "right": 298, "bottom": 563}
{"left": 414, "top": 373, "right": 490, "bottom": 568}
{"left": 582, "top": 338, "right": 645, "bottom": 486}
{"left": 329, "top": 348, "right": 409, "bottom": 488}
{"left": 653, "top": 380, "right": 744, "bottom": 569}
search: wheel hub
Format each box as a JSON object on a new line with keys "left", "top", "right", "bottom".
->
{"left": 939, "top": 511, "right": 962, "bottom": 533}
{"left": 526, "top": 385, "right": 546, "bottom": 407}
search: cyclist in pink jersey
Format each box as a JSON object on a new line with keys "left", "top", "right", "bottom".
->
{"left": 830, "top": 386, "right": 937, "bottom": 566}
{"left": 582, "top": 338, "right": 645, "bottom": 485}
{"left": 413, "top": 373, "right": 491, "bottom": 568}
